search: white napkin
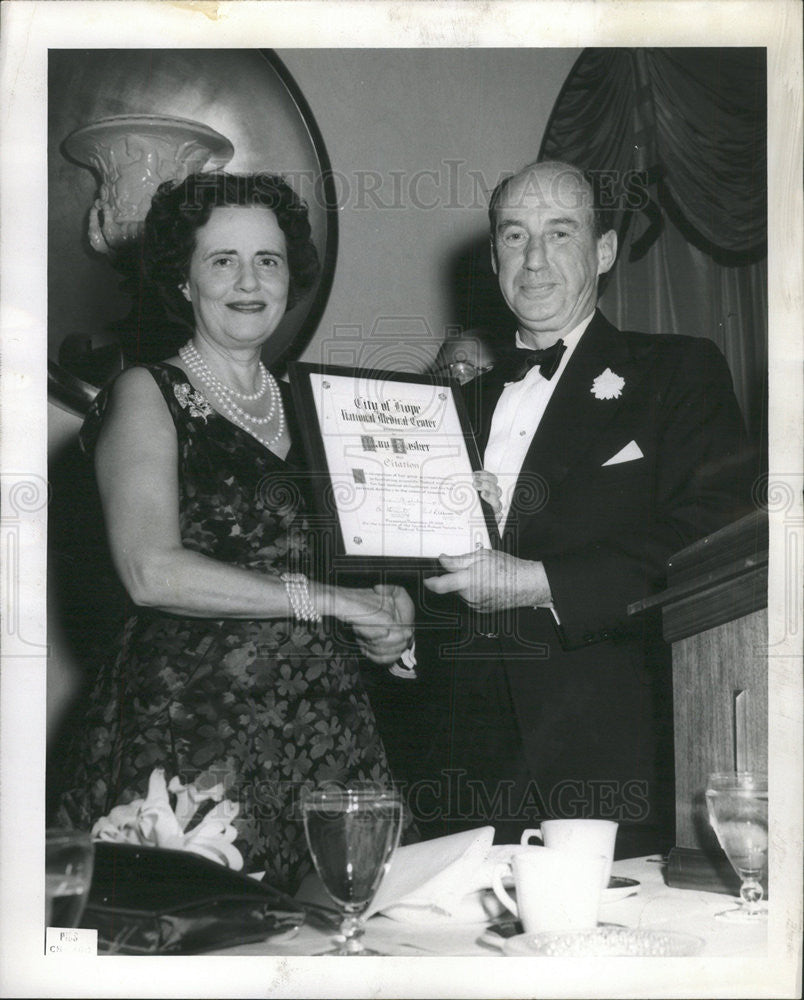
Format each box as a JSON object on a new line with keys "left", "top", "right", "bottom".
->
{"left": 367, "top": 827, "right": 518, "bottom": 924}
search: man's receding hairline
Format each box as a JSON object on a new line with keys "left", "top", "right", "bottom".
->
{"left": 497, "top": 161, "right": 593, "bottom": 206}
{"left": 489, "top": 159, "right": 603, "bottom": 236}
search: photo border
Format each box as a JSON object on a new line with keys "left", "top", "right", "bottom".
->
{"left": 1, "top": 3, "right": 801, "bottom": 998}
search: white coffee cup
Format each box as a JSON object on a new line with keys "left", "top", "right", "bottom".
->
{"left": 492, "top": 847, "right": 605, "bottom": 933}
{"left": 521, "top": 819, "right": 618, "bottom": 888}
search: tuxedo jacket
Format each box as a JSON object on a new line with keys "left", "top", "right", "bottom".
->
{"left": 452, "top": 309, "right": 751, "bottom": 827}
{"left": 469, "top": 309, "right": 750, "bottom": 646}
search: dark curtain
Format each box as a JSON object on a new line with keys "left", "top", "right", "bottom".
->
{"left": 539, "top": 48, "right": 767, "bottom": 457}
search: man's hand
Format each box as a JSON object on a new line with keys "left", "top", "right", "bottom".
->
{"left": 352, "top": 584, "right": 415, "bottom": 665}
{"left": 473, "top": 470, "right": 503, "bottom": 515}
{"left": 423, "top": 549, "right": 552, "bottom": 613}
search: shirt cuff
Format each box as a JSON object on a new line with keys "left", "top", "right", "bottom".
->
{"left": 532, "top": 563, "right": 557, "bottom": 621}
{"left": 388, "top": 640, "right": 417, "bottom": 680}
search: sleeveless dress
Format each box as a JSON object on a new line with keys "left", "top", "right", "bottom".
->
{"left": 55, "top": 362, "right": 399, "bottom": 892}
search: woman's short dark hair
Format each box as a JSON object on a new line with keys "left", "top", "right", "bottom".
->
{"left": 143, "top": 171, "right": 320, "bottom": 317}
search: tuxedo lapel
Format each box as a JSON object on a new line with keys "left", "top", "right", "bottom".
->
{"left": 510, "top": 312, "right": 645, "bottom": 500}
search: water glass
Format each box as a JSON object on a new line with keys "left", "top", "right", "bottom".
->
{"left": 301, "top": 786, "right": 403, "bottom": 955}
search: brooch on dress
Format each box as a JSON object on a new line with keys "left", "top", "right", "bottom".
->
{"left": 174, "top": 382, "right": 214, "bottom": 421}
{"left": 590, "top": 368, "right": 625, "bottom": 400}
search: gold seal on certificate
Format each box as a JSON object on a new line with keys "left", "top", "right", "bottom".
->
{"left": 288, "top": 364, "right": 498, "bottom": 571}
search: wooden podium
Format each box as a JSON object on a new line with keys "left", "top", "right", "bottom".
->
{"left": 629, "top": 510, "right": 768, "bottom": 893}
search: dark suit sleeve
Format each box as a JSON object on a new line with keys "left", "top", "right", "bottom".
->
{"left": 542, "top": 338, "right": 753, "bottom": 649}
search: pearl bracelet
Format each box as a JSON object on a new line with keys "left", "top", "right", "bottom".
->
{"left": 280, "top": 572, "right": 322, "bottom": 623}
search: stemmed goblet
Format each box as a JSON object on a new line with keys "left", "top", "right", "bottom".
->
{"left": 705, "top": 771, "right": 768, "bottom": 921}
{"left": 301, "top": 786, "right": 403, "bottom": 955}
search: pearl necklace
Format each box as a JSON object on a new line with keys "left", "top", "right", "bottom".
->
{"left": 181, "top": 343, "right": 278, "bottom": 426}
{"left": 180, "top": 340, "right": 269, "bottom": 402}
{"left": 179, "top": 341, "right": 286, "bottom": 449}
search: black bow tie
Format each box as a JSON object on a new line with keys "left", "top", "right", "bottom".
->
{"left": 500, "top": 340, "right": 567, "bottom": 382}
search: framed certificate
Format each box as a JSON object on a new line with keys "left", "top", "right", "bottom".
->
{"left": 288, "top": 363, "right": 500, "bottom": 572}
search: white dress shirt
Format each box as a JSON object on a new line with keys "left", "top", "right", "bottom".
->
{"left": 484, "top": 312, "right": 595, "bottom": 532}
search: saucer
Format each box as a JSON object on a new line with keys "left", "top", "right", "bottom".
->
{"left": 501, "top": 926, "right": 704, "bottom": 957}
{"left": 480, "top": 919, "right": 627, "bottom": 950}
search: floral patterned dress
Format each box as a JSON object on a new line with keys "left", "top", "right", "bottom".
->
{"left": 55, "top": 363, "right": 398, "bottom": 892}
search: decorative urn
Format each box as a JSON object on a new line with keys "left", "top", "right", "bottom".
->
{"left": 63, "top": 114, "right": 235, "bottom": 254}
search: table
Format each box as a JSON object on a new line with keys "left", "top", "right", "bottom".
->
{"left": 213, "top": 856, "right": 767, "bottom": 958}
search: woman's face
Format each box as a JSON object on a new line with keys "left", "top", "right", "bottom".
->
{"left": 180, "top": 206, "right": 290, "bottom": 352}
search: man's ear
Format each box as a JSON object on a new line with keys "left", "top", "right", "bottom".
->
{"left": 596, "top": 230, "right": 618, "bottom": 276}
{"left": 179, "top": 281, "right": 191, "bottom": 302}
{"left": 490, "top": 236, "right": 498, "bottom": 276}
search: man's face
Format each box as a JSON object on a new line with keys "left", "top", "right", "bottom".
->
{"left": 491, "top": 165, "right": 616, "bottom": 346}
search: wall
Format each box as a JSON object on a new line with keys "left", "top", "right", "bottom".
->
{"left": 281, "top": 48, "right": 580, "bottom": 370}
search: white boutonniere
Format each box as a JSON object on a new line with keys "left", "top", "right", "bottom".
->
{"left": 591, "top": 368, "right": 625, "bottom": 400}
{"left": 91, "top": 767, "right": 244, "bottom": 870}
{"left": 174, "top": 382, "right": 214, "bottom": 421}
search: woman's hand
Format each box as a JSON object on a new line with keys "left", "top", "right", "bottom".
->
{"left": 474, "top": 470, "right": 502, "bottom": 515}
{"left": 342, "top": 584, "right": 415, "bottom": 665}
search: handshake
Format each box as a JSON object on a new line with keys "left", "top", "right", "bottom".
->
{"left": 345, "top": 470, "right": 504, "bottom": 667}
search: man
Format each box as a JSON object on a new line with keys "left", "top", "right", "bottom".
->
{"left": 422, "top": 160, "right": 750, "bottom": 856}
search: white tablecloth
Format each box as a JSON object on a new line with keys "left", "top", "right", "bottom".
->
{"left": 213, "top": 856, "right": 767, "bottom": 958}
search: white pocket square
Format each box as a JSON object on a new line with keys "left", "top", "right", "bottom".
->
{"left": 602, "top": 440, "right": 644, "bottom": 466}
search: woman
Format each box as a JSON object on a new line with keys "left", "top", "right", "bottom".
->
{"left": 55, "top": 172, "right": 416, "bottom": 890}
